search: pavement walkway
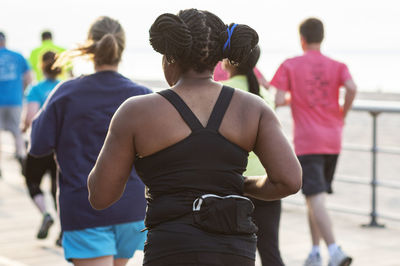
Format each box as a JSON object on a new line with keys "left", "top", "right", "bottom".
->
{"left": 1, "top": 102, "right": 400, "bottom": 265}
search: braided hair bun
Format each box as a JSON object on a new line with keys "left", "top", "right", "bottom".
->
{"left": 149, "top": 13, "right": 193, "bottom": 63}
{"left": 220, "top": 23, "right": 259, "bottom": 65}
{"left": 149, "top": 9, "right": 258, "bottom": 73}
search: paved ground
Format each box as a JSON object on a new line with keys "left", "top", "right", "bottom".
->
{"left": 1, "top": 96, "right": 399, "bottom": 266}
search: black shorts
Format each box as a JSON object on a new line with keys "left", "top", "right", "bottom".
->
{"left": 297, "top": 154, "right": 339, "bottom": 196}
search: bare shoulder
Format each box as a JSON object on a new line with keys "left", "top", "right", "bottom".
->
{"left": 221, "top": 88, "right": 277, "bottom": 151}
{"left": 230, "top": 88, "right": 275, "bottom": 118}
{"left": 111, "top": 92, "right": 165, "bottom": 129}
{"left": 119, "top": 92, "right": 167, "bottom": 115}
{"left": 122, "top": 92, "right": 160, "bottom": 110}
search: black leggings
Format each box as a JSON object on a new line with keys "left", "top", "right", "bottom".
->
{"left": 24, "top": 153, "right": 57, "bottom": 209}
{"left": 144, "top": 252, "right": 254, "bottom": 266}
{"left": 251, "top": 199, "right": 284, "bottom": 266}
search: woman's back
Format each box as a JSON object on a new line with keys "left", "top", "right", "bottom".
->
{"left": 130, "top": 83, "right": 264, "bottom": 160}
{"left": 127, "top": 83, "right": 265, "bottom": 264}
{"left": 31, "top": 71, "right": 151, "bottom": 231}
{"left": 135, "top": 85, "right": 261, "bottom": 225}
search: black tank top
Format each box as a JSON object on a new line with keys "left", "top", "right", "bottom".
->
{"left": 135, "top": 86, "right": 256, "bottom": 264}
{"left": 135, "top": 86, "right": 249, "bottom": 228}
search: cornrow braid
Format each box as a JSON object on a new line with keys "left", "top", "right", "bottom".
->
{"left": 149, "top": 13, "right": 193, "bottom": 63}
{"left": 149, "top": 8, "right": 259, "bottom": 73}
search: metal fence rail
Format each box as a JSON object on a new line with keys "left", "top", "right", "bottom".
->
{"left": 350, "top": 100, "right": 400, "bottom": 227}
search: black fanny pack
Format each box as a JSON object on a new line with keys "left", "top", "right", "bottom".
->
{"left": 192, "top": 194, "right": 258, "bottom": 235}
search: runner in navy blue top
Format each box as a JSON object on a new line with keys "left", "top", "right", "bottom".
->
{"left": 30, "top": 17, "right": 151, "bottom": 266}
{"left": 89, "top": 9, "right": 302, "bottom": 266}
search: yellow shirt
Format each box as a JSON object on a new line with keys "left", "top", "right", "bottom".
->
{"left": 29, "top": 40, "right": 69, "bottom": 81}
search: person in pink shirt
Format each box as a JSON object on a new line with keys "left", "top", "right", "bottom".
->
{"left": 271, "top": 18, "right": 357, "bottom": 266}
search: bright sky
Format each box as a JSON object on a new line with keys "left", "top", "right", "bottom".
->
{"left": 2, "top": 0, "right": 400, "bottom": 92}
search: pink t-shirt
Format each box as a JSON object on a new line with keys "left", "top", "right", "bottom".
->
{"left": 270, "top": 50, "right": 352, "bottom": 155}
{"left": 214, "top": 62, "right": 229, "bottom": 81}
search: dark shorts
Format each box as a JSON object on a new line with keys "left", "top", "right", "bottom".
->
{"left": 297, "top": 154, "right": 339, "bottom": 196}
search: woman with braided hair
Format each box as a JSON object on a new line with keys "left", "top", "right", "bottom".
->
{"left": 89, "top": 9, "right": 301, "bottom": 266}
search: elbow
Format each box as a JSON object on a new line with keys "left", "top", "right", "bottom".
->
{"left": 87, "top": 174, "right": 109, "bottom": 210}
{"left": 283, "top": 168, "right": 303, "bottom": 196}
{"left": 87, "top": 172, "right": 122, "bottom": 211}
{"left": 349, "top": 84, "right": 357, "bottom": 95}
{"left": 287, "top": 175, "right": 302, "bottom": 195}
{"left": 88, "top": 194, "right": 109, "bottom": 211}
{"left": 345, "top": 80, "right": 357, "bottom": 95}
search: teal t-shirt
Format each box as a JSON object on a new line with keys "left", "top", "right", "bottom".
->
{"left": 26, "top": 79, "right": 60, "bottom": 107}
{"left": 222, "top": 75, "right": 275, "bottom": 176}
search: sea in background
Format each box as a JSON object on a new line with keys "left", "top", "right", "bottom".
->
{"left": 2, "top": 0, "right": 400, "bottom": 93}
{"left": 120, "top": 49, "right": 400, "bottom": 93}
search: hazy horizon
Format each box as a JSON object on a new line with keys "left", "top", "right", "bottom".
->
{"left": 2, "top": 0, "right": 400, "bottom": 92}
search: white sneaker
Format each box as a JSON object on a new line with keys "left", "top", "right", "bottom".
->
{"left": 328, "top": 247, "right": 352, "bottom": 266}
{"left": 304, "top": 253, "right": 322, "bottom": 266}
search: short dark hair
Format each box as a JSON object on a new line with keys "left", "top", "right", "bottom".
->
{"left": 149, "top": 9, "right": 259, "bottom": 73}
{"left": 41, "top": 31, "right": 52, "bottom": 41}
{"left": 42, "top": 51, "right": 62, "bottom": 80}
{"left": 299, "top": 18, "right": 324, "bottom": 44}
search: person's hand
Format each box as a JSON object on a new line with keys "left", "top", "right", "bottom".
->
{"left": 340, "top": 105, "right": 346, "bottom": 118}
{"left": 21, "top": 123, "right": 28, "bottom": 133}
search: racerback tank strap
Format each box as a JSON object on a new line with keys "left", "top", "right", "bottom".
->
{"left": 158, "top": 89, "right": 204, "bottom": 131}
{"left": 206, "top": 86, "right": 234, "bottom": 131}
{"left": 158, "top": 86, "right": 235, "bottom": 132}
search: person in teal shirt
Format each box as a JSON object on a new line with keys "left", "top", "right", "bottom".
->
{"left": 22, "top": 51, "right": 61, "bottom": 244}
{"left": 25, "top": 79, "right": 59, "bottom": 108}
{"left": 222, "top": 45, "right": 285, "bottom": 266}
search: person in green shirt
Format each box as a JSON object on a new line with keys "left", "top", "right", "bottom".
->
{"left": 222, "top": 45, "right": 285, "bottom": 266}
{"left": 29, "top": 31, "right": 71, "bottom": 82}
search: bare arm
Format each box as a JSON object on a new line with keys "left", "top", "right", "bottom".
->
{"left": 341, "top": 79, "right": 357, "bottom": 119}
{"left": 274, "top": 88, "right": 290, "bottom": 107}
{"left": 257, "top": 75, "right": 270, "bottom": 90}
{"left": 22, "top": 102, "right": 40, "bottom": 132}
{"left": 88, "top": 100, "right": 137, "bottom": 210}
{"left": 243, "top": 104, "right": 302, "bottom": 200}
{"left": 23, "top": 71, "right": 33, "bottom": 91}
{"left": 253, "top": 67, "right": 270, "bottom": 89}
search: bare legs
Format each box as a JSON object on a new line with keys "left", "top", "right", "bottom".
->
{"left": 13, "top": 128, "right": 25, "bottom": 159}
{"left": 305, "top": 192, "right": 335, "bottom": 247}
{"left": 72, "top": 256, "right": 129, "bottom": 266}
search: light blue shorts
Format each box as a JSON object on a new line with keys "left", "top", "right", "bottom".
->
{"left": 63, "top": 220, "right": 146, "bottom": 261}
